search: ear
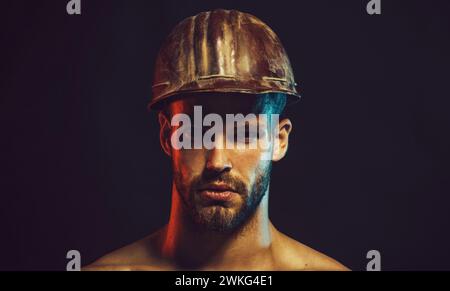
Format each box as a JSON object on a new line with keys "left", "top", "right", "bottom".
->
{"left": 272, "top": 118, "right": 292, "bottom": 162}
{"left": 158, "top": 111, "right": 172, "bottom": 157}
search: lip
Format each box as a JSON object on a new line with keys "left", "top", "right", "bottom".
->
{"left": 199, "top": 183, "right": 236, "bottom": 192}
{"left": 198, "top": 183, "right": 238, "bottom": 202}
{"left": 199, "top": 190, "right": 237, "bottom": 202}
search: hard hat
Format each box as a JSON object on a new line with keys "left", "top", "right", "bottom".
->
{"left": 148, "top": 9, "right": 300, "bottom": 110}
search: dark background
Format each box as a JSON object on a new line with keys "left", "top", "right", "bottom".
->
{"left": 1, "top": 0, "right": 449, "bottom": 271}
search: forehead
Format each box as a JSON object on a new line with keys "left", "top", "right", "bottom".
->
{"left": 166, "top": 93, "right": 264, "bottom": 116}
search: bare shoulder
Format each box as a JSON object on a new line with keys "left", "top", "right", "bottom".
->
{"left": 274, "top": 231, "right": 350, "bottom": 271}
{"left": 82, "top": 231, "right": 168, "bottom": 271}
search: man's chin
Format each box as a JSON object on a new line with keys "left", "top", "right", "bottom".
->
{"left": 193, "top": 205, "right": 242, "bottom": 232}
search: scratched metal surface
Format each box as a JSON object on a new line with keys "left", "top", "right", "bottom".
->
{"left": 149, "top": 9, "right": 300, "bottom": 110}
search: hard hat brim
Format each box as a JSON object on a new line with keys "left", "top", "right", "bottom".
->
{"left": 148, "top": 78, "right": 300, "bottom": 111}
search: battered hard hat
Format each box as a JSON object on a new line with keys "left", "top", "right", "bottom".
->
{"left": 148, "top": 9, "right": 300, "bottom": 110}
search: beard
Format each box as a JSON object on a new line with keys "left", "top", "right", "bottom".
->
{"left": 173, "top": 163, "right": 272, "bottom": 233}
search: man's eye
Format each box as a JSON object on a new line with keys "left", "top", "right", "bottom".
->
{"left": 232, "top": 127, "right": 259, "bottom": 143}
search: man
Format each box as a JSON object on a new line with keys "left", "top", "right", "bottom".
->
{"left": 85, "top": 9, "right": 348, "bottom": 271}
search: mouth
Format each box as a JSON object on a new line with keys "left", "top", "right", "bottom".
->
{"left": 198, "top": 183, "right": 238, "bottom": 202}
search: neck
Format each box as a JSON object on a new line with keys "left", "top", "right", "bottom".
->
{"left": 160, "top": 183, "right": 276, "bottom": 270}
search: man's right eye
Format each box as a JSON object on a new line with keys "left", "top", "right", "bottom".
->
{"left": 231, "top": 127, "right": 259, "bottom": 143}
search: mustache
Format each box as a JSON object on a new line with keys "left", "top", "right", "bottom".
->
{"left": 194, "top": 173, "right": 247, "bottom": 196}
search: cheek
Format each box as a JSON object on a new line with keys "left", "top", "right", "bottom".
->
{"left": 230, "top": 149, "right": 269, "bottom": 183}
{"left": 172, "top": 149, "right": 206, "bottom": 180}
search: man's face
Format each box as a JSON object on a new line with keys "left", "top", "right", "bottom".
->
{"left": 160, "top": 93, "right": 289, "bottom": 232}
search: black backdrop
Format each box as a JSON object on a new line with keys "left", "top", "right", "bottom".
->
{"left": 1, "top": 0, "right": 449, "bottom": 271}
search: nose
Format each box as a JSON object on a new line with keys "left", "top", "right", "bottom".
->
{"left": 205, "top": 147, "right": 232, "bottom": 176}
